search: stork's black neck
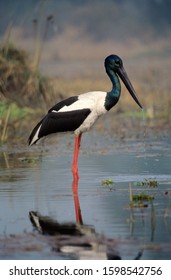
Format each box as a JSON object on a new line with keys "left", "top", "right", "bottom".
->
{"left": 105, "top": 68, "right": 121, "bottom": 111}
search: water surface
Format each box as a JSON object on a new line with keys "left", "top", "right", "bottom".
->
{"left": 0, "top": 134, "right": 171, "bottom": 259}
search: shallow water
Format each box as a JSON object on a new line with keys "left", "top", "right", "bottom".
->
{"left": 0, "top": 134, "right": 171, "bottom": 259}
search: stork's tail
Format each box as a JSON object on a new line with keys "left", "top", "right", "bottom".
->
{"left": 28, "top": 119, "right": 43, "bottom": 146}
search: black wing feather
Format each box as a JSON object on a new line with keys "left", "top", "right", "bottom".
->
{"left": 28, "top": 96, "right": 80, "bottom": 145}
{"left": 39, "top": 109, "right": 91, "bottom": 138}
{"left": 28, "top": 118, "right": 45, "bottom": 145}
{"left": 48, "top": 96, "right": 78, "bottom": 113}
{"left": 28, "top": 109, "right": 91, "bottom": 145}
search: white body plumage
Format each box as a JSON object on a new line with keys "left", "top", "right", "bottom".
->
{"left": 54, "top": 91, "right": 107, "bottom": 134}
{"left": 28, "top": 91, "right": 108, "bottom": 145}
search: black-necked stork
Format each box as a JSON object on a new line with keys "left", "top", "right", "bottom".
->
{"left": 28, "top": 54, "right": 142, "bottom": 177}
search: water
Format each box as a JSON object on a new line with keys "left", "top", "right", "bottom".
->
{"left": 0, "top": 134, "right": 171, "bottom": 259}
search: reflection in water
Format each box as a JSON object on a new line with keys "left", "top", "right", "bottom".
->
{"left": 164, "top": 193, "right": 171, "bottom": 237}
{"left": 150, "top": 202, "right": 156, "bottom": 242}
{"left": 128, "top": 182, "right": 171, "bottom": 245}
{"left": 128, "top": 201, "right": 156, "bottom": 242}
{"left": 0, "top": 149, "right": 41, "bottom": 182}
{"left": 29, "top": 209, "right": 122, "bottom": 259}
{"left": 29, "top": 177, "right": 144, "bottom": 260}
{"left": 2, "top": 151, "right": 10, "bottom": 169}
{"left": 0, "top": 151, "right": 23, "bottom": 182}
{"left": 72, "top": 176, "right": 83, "bottom": 225}
{"left": 29, "top": 211, "right": 86, "bottom": 236}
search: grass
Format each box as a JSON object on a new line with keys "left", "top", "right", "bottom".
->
{"left": 0, "top": 10, "right": 55, "bottom": 108}
{"left": 0, "top": 43, "right": 54, "bottom": 108}
{"left": 0, "top": 101, "right": 37, "bottom": 143}
{"left": 0, "top": 38, "right": 56, "bottom": 143}
{"left": 0, "top": 101, "right": 32, "bottom": 119}
{"left": 0, "top": 104, "right": 11, "bottom": 142}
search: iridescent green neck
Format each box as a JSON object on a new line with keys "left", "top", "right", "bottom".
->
{"left": 105, "top": 69, "right": 121, "bottom": 111}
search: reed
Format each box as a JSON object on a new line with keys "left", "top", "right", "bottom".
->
{"left": 1, "top": 104, "right": 11, "bottom": 142}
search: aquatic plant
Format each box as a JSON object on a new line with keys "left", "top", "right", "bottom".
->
{"left": 129, "top": 184, "right": 154, "bottom": 208}
{"left": 101, "top": 179, "right": 114, "bottom": 186}
{"left": 132, "top": 193, "right": 154, "bottom": 202}
{"left": 129, "top": 203, "right": 148, "bottom": 208}
{"left": 136, "top": 178, "right": 158, "bottom": 188}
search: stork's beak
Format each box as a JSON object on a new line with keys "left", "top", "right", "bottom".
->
{"left": 117, "top": 66, "right": 143, "bottom": 109}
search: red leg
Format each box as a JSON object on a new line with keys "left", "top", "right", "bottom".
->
{"left": 72, "top": 176, "right": 83, "bottom": 225}
{"left": 72, "top": 134, "right": 82, "bottom": 178}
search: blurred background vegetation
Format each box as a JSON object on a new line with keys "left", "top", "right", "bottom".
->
{"left": 0, "top": 0, "right": 171, "bottom": 143}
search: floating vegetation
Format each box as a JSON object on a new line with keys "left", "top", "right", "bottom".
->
{"left": 19, "top": 157, "right": 40, "bottom": 165}
{"left": 129, "top": 184, "right": 154, "bottom": 208}
{"left": 135, "top": 178, "right": 158, "bottom": 188}
{"left": 129, "top": 203, "right": 148, "bottom": 208}
{"left": 129, "top": 193, "right": 154, "bottom": 208}
{"left": 132, "top": 193, "right": 154, "bottom": 202}
{"left": 101, "top": 179, "right": 114, "bottom": 186}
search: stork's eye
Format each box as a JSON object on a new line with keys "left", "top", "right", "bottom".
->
{"left": 115, "top": 60, "right": 121, "bottom": 67}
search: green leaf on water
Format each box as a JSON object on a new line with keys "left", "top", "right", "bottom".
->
{"left": 135, "top": 178, "right": 158, "bottom": 188}
{"left": 132, "top": 193, "right": 154, "bottom": 202}
{"left": 101, "top": 179, "right": 114, "bottom": 186}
